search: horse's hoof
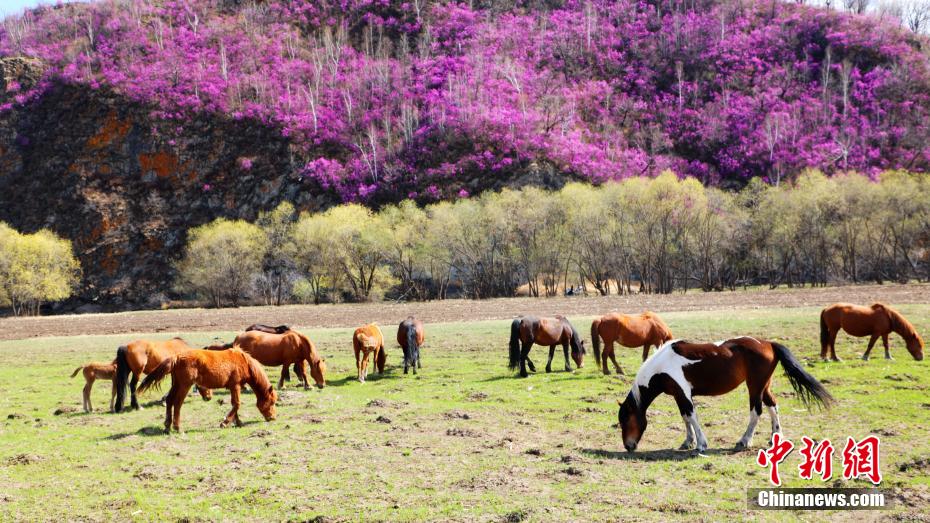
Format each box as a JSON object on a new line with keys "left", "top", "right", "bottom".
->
{"left": 885, "top": 356, "right": 894, "bottom": 360}
{"left": 679, "top": 443, "right": 693, "bottom": 451}
{"left": 545, "top": 367, "right": 552, "bottom": 373}
{"left": 831, "top": 357, "right": 842, "bottom": 362}
{"left": 734, "top": 441, "right": 748, "bottom": 451}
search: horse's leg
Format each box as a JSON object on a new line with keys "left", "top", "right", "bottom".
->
{"left": 601, "top": 341, "right": 613, "bottom": 375}
{"left": 735, "top": 393, "right": 763, "bottom": 450}
{"left": 673, "top": 389, "right": 707, "bottom": 453}
{"left": 678, "top": 416, "right": 696, "bottom": 450}
{"left": 222, "top": 385, "right": 242, "bottom": 428}
{"left": 172, "top": 383, "right": 191, "bottom": 433}
{"left": 83, "top": 380, "right": 93, "bottom": 413}
{"left": 642, "top": 344, "right": 651, "bottom": 362}
{"left": 109, "top": 381, "right": 116, "bottom": 413}
{"left": 610, "top": 348, "right": 623, "bottom": 375}
{"left": 403, "top": 345, "right": 409, "bottom": 375}
{"left": 163, "top": 381, "right": 178, "bottom": 434}
{"left": 518, "top": 340, "right": 532, "bottom": 378}
{"left": 546, "top": 345, "right": 556, "bottom": 373}
{"left": 562, "top": 340, "right": 572, "bottom": 372}
{"left": 829, "top": 330, "right": 842, "bottom": 361}
{"left": 129, "top": 372, "right": 141, "bottom": 410}
{"left": 862, "top": 334, "right": 878, "bottom": 361}
{"left": 762, "top": 387, "right": 780, "bottom": 442}
{"left": 297, "top": 359, "right": 310, "bottom": 390}
{"left": 882, "top": 333, "right": 893, "bottom": 360}
{"left": 523, "top": 340, "right": 536, "bottom": 374}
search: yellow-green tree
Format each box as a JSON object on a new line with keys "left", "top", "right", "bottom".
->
{"left": 175, "top": 219, "right": 268, "bottom": 307}
{"left": 0, "top": 223, "right": 81, "bottom": 316}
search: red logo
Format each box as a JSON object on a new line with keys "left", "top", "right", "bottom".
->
{"left": 757, "top": 432, "right": 794, "bottom": 486}
{"left": 798, "top": 436, "right": 834, "bottom": 481}
{"left": 841, "top": 436, "right": 882, "bottom": 484}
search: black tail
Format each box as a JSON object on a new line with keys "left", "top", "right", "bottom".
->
{"left": 772, "top": 342, "right": 834, "bottom": 410}
{"left": 406, "top": 326, "right": 419, "bottom": 366}
{"left": 591, "top": 319, "right": 602, "bottom": 366}
{"left": 508, "top": 319, "right": 521, "bottom": 371}
{"left": 819, "top": 311, "right": 829, "bottom": 351}
{"left": 137, "top": 357, "right": 176, "bottom": 396}
{"left": 114, "top": 346, "right": 131, "bottom": 413}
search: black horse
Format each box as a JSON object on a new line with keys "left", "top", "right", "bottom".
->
{"left": 508, "top": 315, "right": 586, "bottom": 377}
{"left": 397, "top": 316, "right": 425, "bottom": 374}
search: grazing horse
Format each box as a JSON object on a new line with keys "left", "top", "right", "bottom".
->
{"left": 618, "top": 338, "right": 833, "bottom": 453}
{"left": 114, "top": 338, "right": 210, "bottom": 412}
{"left": 137, "top": 349, "right": 277, "bottom": 433}
{"left": 508, "top": 315, "right": 586, "bottom": 378}
{"left": 233, "top": 329, "right": 326, "bottom": 389}
{"left": 397, "top": 317, "right": 425, "bottom": 375}
{"left": 354, "top": 324, "right": 387, "bottom": 383}
{"left": 820, "top": 303, "right": 924, "bottom": 361}
{"left": 591, "top": 312, "right": 674, "bottom": 375}
{"left": 71, "top": 360, "right": 117, "bottom": 413}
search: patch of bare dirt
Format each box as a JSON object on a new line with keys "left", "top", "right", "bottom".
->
{"left": 5, "top": 453, "right": 42, "bottom": 465}
{"left": 2, "top": 283, "right": 926, "bottom": 340}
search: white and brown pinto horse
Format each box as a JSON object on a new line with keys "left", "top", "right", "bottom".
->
{"left": 618, "top": 337, "right": 833, "bottom": 453}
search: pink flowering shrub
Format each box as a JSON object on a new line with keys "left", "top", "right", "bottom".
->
{"left": 0, "top": 0, "right": 927, "bottom": 201}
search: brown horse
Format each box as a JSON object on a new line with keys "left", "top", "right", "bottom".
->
{"left": 137, "top": 348, "right": 277, "bottom": 433}
{"left": 618, "top": 338, "right": 833, "bottom": 453}
{"left": 508, "top": 315, "right": 585, "bottom": 378}
{"left": 115, "top": 338, "right": 211, "bottom": 412}
{"left": 71, "top": 360, "right": 117, "bottom": 413}
{"left": 820, "top": 303, "right": 924, "bottom": 361}
{"left": 397, "top": 317, "right": 425, "bottom": 375}
{"left": 354, "top": 323, "right": 386, "bottom": 383}
{"left": 233, "top": 329, "right": 326, "bottom": 389}
{"left": 591, "top": 312, "right": 673, "bottom": 375}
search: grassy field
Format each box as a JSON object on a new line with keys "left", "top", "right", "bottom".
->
{"left": 0, "top": 305, "right": 928, "bottom": 521}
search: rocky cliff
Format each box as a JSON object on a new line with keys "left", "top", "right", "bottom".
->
{"left": 0, "top": 58, "right": 336, "bottom": 310}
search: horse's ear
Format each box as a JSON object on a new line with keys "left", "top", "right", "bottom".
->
{"left": 616, "top": 399, "right": 622, "bottom": 406}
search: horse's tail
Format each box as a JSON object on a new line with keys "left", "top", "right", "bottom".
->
{"left": 406, "top": 324, "right": 419, "bottom": 365}
{"left": 591, "top": 318, "right": 602, "bottom": 366}
{"left": 114, "top": 346, "right": 131, "bottom": 412}
{"left": 771, "top": 342, "right": 835, "bottom": 410}
{"left": 70, "top": 366, "right": 83, "bottom": 378}
{"left": 508, "top": 318, "right": 522, "bottom": 371}
{"left": 819, "top": 309, "right": 829, "bottom": 350}
{"left": 137, "top": 357, "right": 177, "bottom": 396}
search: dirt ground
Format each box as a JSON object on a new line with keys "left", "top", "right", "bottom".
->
{"left": 1, "top": 282, "right": 927, "bottom": 341}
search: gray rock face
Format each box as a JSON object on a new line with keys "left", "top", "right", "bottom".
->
{"left": 0, "top": 77, "right": 334, "bottom": 310}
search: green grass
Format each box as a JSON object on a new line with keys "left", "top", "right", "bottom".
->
{"left": 0, "top": 305, "right": 928, "bottom": 521}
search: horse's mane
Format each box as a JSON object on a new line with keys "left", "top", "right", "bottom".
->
{"left": 878, "top": 304, "right": 918, "bottom": 339}
{"left": 244, "top": 351, "right": 272, "bottom": 395}
{"left": 294, "top": 331, "right": 322, "bottom": 364}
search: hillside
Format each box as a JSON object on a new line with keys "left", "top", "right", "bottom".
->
{"left": 1, "top": 0, "right": 929, "bottom": 308}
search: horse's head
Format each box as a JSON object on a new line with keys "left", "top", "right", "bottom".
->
{"left": 198, "top": 387, "right": 213, "bottom": 401}
{"left": 310, "top": 358, "right": 327, "bottom": 388}
{"left": 572, "top": 339, "right": 586, "bottom": 368}
{"left": 257, "top": 384, "right": 278, "bottom": 421}
{"left": 907, "top": 333, "right": 924, "bottom": 361}
{"left": 618, "top": 392, "right": 646, "bottom": 452}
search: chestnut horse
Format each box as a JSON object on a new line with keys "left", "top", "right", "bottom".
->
{"left": 397, "top": 317, "right": 425, "bottom": 375}
{"left": 138, "top": 349, "right": 277, "bottom": 433}
{"left": 618, "top": 338, "right": 833, "bottom": 453}
{"left": 508, "top": 315, "right": 585, "bottom": 378}
{"left": 820, "top": 303, "right": 924, "bottom": 361}
{"left": 71, "top": 360, "right": 117, "bottom": 413}
{"left": 115, "top": 338, "right": 210, "bottom": 412}
{"left": 354, "top": 323, "right": 386, "bottom": 383}
{"left": 234, "top": 329, "right": 326, "bottom": 389}
{"left": 591, "top": 312, "right": 673, "bottom": 375}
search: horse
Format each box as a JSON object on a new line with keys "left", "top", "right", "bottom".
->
{"left": 137, "top": 348, "right": 277, "bottom": 433}
{"left": 508, "top": 315, "right": 586, "bottom": 378}
{"left": 820, "top": 303, "right": 924, "bottom": 361}
{"left": 114, "top": 338, "right": 211, "bottom": 412}
{"left": 233, "top": 329, "right": 326, "bottom": 389}
{"left": 591, "top": 312, "right": 674, "bottom": 375}
{"left": 397, "top": 317, "right": 425, "bottom": 375}
{"left": 617, "top": 337, "right": 834, "bottom": 454}
{"left": 71, "top": 360, "right": 117, "bottom": 413}
{"left": 354, "top": 323, "right": 386, "bottom": 383}
{"left": 246, "top": 324, "right": 290, "bottom": 335}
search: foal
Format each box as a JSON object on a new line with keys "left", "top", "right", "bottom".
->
{"left": 71, "top": 361, "right": 117, "bottom": 413}
{"left": 354, "top": 323, "right": 386, "bottom": 383}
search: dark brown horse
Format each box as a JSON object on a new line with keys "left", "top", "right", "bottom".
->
{"left": 820, "top": 303, "right": 924, "bottom": 361}
{"left": 138, "top": 348, "right": 277, "bottom": 433}
{"left": 618, "top": 338, "right": 833, "bottom": 453}
{"left": 591, "top": 312, "right": 674, "bottom": 375}
{"left": 397, "top": 317, "right": 425, "bottom": 375}
{"left": 508, "top": 315, "right": 585, "bottom": 378}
